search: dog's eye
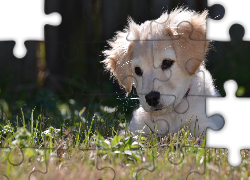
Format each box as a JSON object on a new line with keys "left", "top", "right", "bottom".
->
{"left": 135, "top": 67, "right": 143, "bottom": 76}
{"left": 161, "top": 59, "right": 174, "bottom": 70}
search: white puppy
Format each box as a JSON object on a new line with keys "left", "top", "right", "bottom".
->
{"left": 102, "top": 7, "right": 224, "bottom": 137}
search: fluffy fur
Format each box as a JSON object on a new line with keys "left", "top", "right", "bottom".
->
{"left": 102, "top": 7, "right": 224, "bottom": 136}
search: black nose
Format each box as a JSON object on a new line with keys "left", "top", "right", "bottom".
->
{"left": 145, "top": 91, "right": 160, "bottom": 107}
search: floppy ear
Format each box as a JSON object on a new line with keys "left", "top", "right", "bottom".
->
{"left": 169, "top": 10, "right": 210, "bottom": 74}
{"left": 102, "top": 29, "right": 134, "bottom": 95}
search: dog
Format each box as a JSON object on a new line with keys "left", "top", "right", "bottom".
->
{"left": 102, "top": 7, "right": 224, "bottom": 137}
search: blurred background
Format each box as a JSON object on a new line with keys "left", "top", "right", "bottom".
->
{"left": 0, "top": 0, "right": 249, "bottom": 131}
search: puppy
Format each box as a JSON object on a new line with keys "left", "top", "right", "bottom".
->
{"left": 102, "top": 7, "right": 224, "bottom": 137}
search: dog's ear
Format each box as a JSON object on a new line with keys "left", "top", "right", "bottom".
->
{"left": 102, "top": 29, "right": 134, "bottom": 96}
{"left": 169, "top": 10, "right": 210, "bottom": 74}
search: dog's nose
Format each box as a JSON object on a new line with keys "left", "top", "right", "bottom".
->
{"left": 145, "top": 91, "right": 160, "bottom": 107}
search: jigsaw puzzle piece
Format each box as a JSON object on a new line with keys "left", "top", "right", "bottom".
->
{"left": 95, "top": 146, "right": 155, "bottom": 180}
{"left": 207, "top": 0, "right": 250, "bottom": 41}
{"left": 132, "top": 116, "right": 165, "bottom": 179}
{"left": 169, "top": 16, "right": 209, "bottom": 73}
{"left": 0, "top": 147, "right": 23, "bottom": 179}
{"left": 45, "top": 42, "right": 107, "bottom": 98}
{"left": 135, "top": 144, "right": 206, "bottom": 179}
{"left": 134, "top": 148, "right": 155, "bottom": 180}
{"left": 167, "top": 146, "right": 206, "bottom": 179}
{"left": 186, "top": 69, "right": 217, "bottom": 97}
{"left": 36, "top": 75, "right": 88, "bottom": 123}
{"left": 133, "top": 122, "right": 207, "bottom": 180}
{"left": 95, "top": 149, "right": 116, "bottom": 180}
{"left": 120, "top": 73, "right": 189, "bottom": 119}
{"left": 134, "top": 117, "right": 205, "bottom": 179}
{"left": 24, "top": 147, "right": 51, "bottom": 179}
{"left": 94, "top": 137, "right": 149, "bottom": 180}
{"left": 206, "top": 80, "right": 250, "bottom": 167}
{"left": 45, "top": 0, "right": 105, "bottom": 62}
{"left": 148, "top": 19, "right": 210, "bottom": 86}
{"left": 189, "top": 148, "right": 250, "bottom": 179}
{"left": 0, "top": 147, "right": 51, "bottom": 179}
{"left": 151, "top": 69, "right": 218, "bottom": 115}
{"left": 171, "top": 21, "right": 209, "bottom": 75}
{"left": 0, "top": 0, "right": 61, "bottom": 58}
{"left": 92, "top": 124, "right": 156, "bottom": 179}
{"left": 207, "top": 24, "right": 250, "bottom": 97}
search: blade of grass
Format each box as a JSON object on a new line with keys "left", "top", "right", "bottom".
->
{"left": 85, "top": 115, "right": 95, "bottom": 147}
{"left": 30, "top": 107, "right": 35, "bottom": 143}
{"left": 21, "top": 108, "right": 25, "bottom": 127}
{"left": 76, "top": 122, "right": 81, "bottom": 147}
{"left": 16, "top": 115, "right": 18, "bottom": 130}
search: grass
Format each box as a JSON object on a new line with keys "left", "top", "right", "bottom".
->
{"left": 0, "top": 101, "right": 250, "bottom": 180}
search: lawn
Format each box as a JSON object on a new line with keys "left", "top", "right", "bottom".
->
{"left": 0, "top": 101, "right": 250, "bottom": 180}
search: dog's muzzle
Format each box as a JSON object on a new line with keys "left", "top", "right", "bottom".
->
{"left": 145, "top": 91, "right": 160, "bottom": 107}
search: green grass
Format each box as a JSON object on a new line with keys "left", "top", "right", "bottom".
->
{"left": 0, "top": 101, "right": 250, "bottom": 180}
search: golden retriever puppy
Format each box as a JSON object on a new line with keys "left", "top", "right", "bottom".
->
{"left": 102, "top": 7, "right": 224, "bottom": 137}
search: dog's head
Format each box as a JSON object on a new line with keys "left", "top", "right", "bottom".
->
{"left": 102, "top": 7, "right": 210, "bottom": 113}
